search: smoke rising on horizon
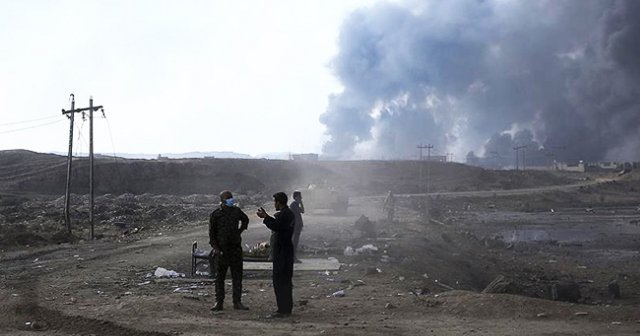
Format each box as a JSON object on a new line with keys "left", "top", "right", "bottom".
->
{"left": 320, "top": 0, "right": 640, "bottom": 165}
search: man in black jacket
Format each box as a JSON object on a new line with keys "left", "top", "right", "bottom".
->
{"left": 257, "top": 192, "right": 294, "bottom": 318}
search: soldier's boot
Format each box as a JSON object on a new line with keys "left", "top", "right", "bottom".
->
{"left": 233, "top": 302, "right": 249, "bottom": 310}
{"left": 211, "top": 301, "right": 224, "bottom": 311}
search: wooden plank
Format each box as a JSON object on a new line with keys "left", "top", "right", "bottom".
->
{"left": 243, "top": 258, "right": 341, "bottom": 271}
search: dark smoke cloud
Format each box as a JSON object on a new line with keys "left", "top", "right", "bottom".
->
{"left": 320, "top": 0, "right": 640, "bottom": 163}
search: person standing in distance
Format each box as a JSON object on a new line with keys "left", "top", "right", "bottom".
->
{"left": 257, "top": 192, "right": 294, "bottom": 318}
{"left": 290, "top": 190, "right": 305, "bottom": 263}
{"left": 209, "top": 190, "right": 250, "bottom": 311}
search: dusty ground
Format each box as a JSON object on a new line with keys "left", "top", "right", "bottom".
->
{"left": 1, "top": 151, "right": 640, "bottom": 335}
{"left": 2, "top": 174, "right": 640, "bottom": 335}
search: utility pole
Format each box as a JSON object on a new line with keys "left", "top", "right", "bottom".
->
{"left": 426, "top": 144, "right": 433, "bottom": 194}
{"left": 513, "top": 145, "right": 527, "bottom": 170}
{"left": 417, "top": 144, "right": 432, "bottom": 193}
{"left": 446, "top": 152, "right": 453, "bottom": 162}
{"left": 62, "top": 94, "right": 76, "bottom": 236}
{"left": 62, "top": 96, "right": 104, "bottom": 240}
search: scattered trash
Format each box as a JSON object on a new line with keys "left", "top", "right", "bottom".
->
{"left": 398, "top": 276, "right": 405, "bottom": 281}
{"left": 365, "top": 267, "right": 381, "bottom": 275}
{"left": 384, "top": 303, "right": 396, "bottom": 309}
{"left": 154, "top": 267, "right": 185, "bottom": 278}
{"left": 411, "top": 288, "right": 429, "bottom": 296}
{"left": 246, "top": 241, "right": 271, "bottom": 258}
{"left": 352, "top": 280, "right": 366, "bottom": 287}
{"left": 124, "top": 291, "right": 132, "bottom": 295}
{"left": 356, "top": 244, "right": 378, "bottom": 254}
{"left": 434, "top": 280, "right": 454, "bottom": 290}
{"left": 344, "top": 244, "right": 379, "bottom": 256}
{"left": 344, "top": 247, "right": 355, "bottom": 256}
{"left": 536, "top": 313, "right": 548, "bottom": 318}
{"left": 574, "top": 312, "right": 588, "bottom": 316}
{"left": 137, "top": 281, "right": 151, "bottom": 286}
{"left": 33, "top": 258, "right": 39, "bottom": 263}
{"left": 195, "top": 270, "right": 210, "bottom": 276}
{"left": 29, "top": 320, "right": 48, "bottom": 331}
{"left": 611, "top": 322, "right": 622, "bottom": 325}
{"left": 332, "top": 290, "right": 346, "bottom": 297}
{"left": 173, "top": 285, "right": 203, "bottom": 293}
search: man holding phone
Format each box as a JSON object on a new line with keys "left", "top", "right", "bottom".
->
{"left": 257, "top": 192, "right": 295, "bottom": 318}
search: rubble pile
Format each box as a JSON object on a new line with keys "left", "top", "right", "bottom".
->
{"left": 0, "top": 193, "right": 258, "bottom": 247}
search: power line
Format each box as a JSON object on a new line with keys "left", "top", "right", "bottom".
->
{"left": 0, "top": 119, "right": 64, "bottom": 135}
{"left": 0, "top": 115, "right": 59, "bottom": 126}
{"left": 102, "top": 115, "right": 124, "bottom": 183}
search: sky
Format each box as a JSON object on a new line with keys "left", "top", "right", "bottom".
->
{"left": 2, "top": 1, "right": 639, "bottom": 163}
{"left": 0, "top": 0, "right": 376, "bottom": 157}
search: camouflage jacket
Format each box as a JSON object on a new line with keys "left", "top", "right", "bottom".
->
{"left": 209, "top": 206, "right": 249, "bottom": 250}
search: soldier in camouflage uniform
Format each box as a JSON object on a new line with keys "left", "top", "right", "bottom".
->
{"left": 209, "top": 190, "right": 250, "bottom": 311}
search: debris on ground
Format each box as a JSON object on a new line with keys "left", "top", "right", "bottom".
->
{"left": 331, "top": 290, "right": 346, "bottom": 297}
{"left": 154, "top": 267, "right": 185, "bottom": 278}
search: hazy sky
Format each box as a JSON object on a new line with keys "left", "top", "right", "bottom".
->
{"left": 4, "top": 1, "right": 639, "bottom": 163}
{"left": 0, "top": 0, "right": 376, "bottom": 156}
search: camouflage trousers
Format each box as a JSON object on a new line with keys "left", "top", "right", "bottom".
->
{"left": 214, "top": 245, "right": 244, "bottom": 303}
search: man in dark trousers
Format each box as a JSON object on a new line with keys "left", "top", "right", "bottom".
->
{"left": 290, "top": 190, "right": 305, "bottom": 263}
{"left": 209, "top": 190, "right": 250, "bottom": 311}
{"left": 257, "top": 192, "right": 294, "bottom": 318}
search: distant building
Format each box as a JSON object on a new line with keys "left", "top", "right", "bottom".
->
{"left": 554, "top": 161, "right": 628, "bottom": 173}
{"left": 554, "top": 161, "right": 585, "bottom": 172}
{"left": 422, "top": 155, "right": 447, "bottom": 162}
{"left": 290, "top": 153, "right": 319, "bottom": 161}
{"left": 157, "top": 154, "right": 169, "bottom": 161}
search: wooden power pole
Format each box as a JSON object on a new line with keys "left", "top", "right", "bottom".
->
{"left": 62, "top": 96, "right": 104, "bottom": 240}
{"left": 513, "top": 145, "right": 527, "bottom": 171}
{"left": 62, "top": 94, "right": 76, "bottom": 236}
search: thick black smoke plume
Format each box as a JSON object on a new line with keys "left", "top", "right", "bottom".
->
{"left": 320, "top": 0, "right": 640, "bottom": 164}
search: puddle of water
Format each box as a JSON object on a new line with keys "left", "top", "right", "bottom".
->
{"left": 500, "top": 229, "right": 597, "bottom": 243}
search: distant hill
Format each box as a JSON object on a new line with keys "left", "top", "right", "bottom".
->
{"left": 0, "top": 149, "right": 575, "bottom": 196}
{"left": 52, "top": 151, "right": 253, "bottom": 160}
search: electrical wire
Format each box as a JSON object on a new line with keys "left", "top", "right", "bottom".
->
{"left": 0, "top": 119, "right": 64, "bottom": 135}
{"left": 75, "top": 117, "right": 87, "bottom": 157}
{"left": 0, "top": 115, "right": 60, "bottom": 126}
{"left": 102, "top": 114, "right": 124, "bottom": 183}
